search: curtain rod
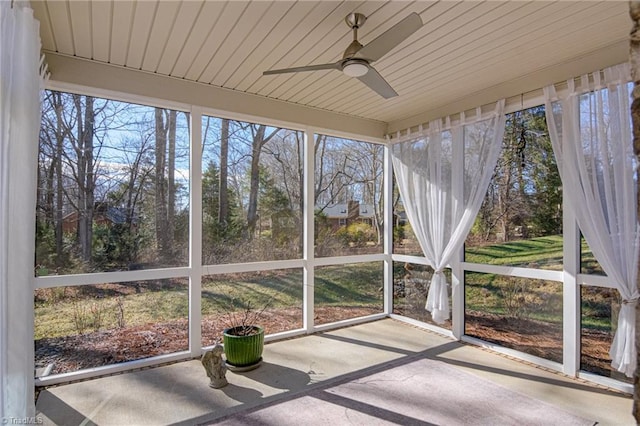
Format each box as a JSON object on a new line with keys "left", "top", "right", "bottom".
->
{"left": 387, "top": 91, "right": 539, "bottom": 141}
{"left": 389, "top": 99, "right": 507, "bottom": 143}
{"left": 388, "top": 64, "right": 629, "bottom": 141}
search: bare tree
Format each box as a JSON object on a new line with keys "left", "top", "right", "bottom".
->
{"left": 115, "top": 131, "right": 154, "bottom": 227}
{"left": 355, "top": 143, "right": 384, "bottom": 245}
{"left": 260, "top": 130, "right": 305, "bottom": 244}
{"left": 154, "top": 108, "right": 169, "bottom": 261}
{"left": 261, "top": 130, "right": 304, "bottom": 214}
{"left": 314, "top": 135, "right": 354, "bottom": 210}
{"left": 38, "top": 91, "right": 123, "bottom": 269}
{"left": 246, "top": 124, "right": 279, "bottom": 237}
{"left": 38, "top": 91, "right": 68, "bottom": 264}
{"left": 153, "top": 108, "right": 181, "bottom": 262}
{"left": 53, "top": 93, "right": 65, "bottom": 262}
{"left": 73, "top": 95, "right": 96, "bottom": 262}
{"left": 167, "top": 110, "right": 177, "bottom": 252}
{"left": 219, "top": 118, "right": 230, "bottom": 223}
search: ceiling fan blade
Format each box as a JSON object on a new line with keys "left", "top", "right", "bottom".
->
{"left": 357, "top": 66, "right": 398, "bottom": 99}
{"left": 355, "top": 12, "right": 423, "bottom": 62}
{"left": 263, "top": 62, "right": 341, "bottom": 76}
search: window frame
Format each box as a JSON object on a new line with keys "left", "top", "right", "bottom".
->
{"left": 33, "top": 82, "right": 630, "bottom": 394}
{"left": 33, "top": 81, "right": 391, "bottom": 386}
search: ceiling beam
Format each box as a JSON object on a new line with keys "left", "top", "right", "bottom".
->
{"left": 44, "top": 53, "right": 387, "bottom": 142}
{"left": 386, "top": 39, "right": 629, "bottom": 135}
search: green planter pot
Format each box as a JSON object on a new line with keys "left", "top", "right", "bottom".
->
{"left": 223, "top": 326, "right": 264, "bottom": 368}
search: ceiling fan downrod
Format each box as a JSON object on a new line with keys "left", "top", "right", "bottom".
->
{"left": 343, "top": 13, "right": 366, "bottom": 59}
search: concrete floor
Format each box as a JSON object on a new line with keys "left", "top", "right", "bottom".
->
{"left": 36, "top": 319, "right": 633, "bottom": 425}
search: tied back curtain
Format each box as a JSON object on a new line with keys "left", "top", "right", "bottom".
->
{"left": 544, "top": 63, "right": 638, "bottom": 377}
{"left": 0, "top": 1, "right": 43, "bottom": 418}
{"left": 391, "top": 100, "right": 506, "bottom": 324}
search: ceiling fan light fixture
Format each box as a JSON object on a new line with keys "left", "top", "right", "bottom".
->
{"left": 343, "top": 61, "right": 369, "bottom": 77}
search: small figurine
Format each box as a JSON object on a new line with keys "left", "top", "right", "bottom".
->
{"left": 201, "top": 344, "right": 228, "bottom": 388}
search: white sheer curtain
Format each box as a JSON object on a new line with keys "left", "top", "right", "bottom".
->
{"left": 1, "top": 1, "right": 44, "bottom": 418}
{"left": 391, "top": 100, "right": 506, "bottom": 324}
{"left": 544, "top": 63, "right": 638, "bottom": 377}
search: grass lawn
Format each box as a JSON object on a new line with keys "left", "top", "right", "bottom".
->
{"left": 35, "top": 236, "right": 610, "bottom": 340}
{"left": 35, "top": 236, "right": 622, "bottom": 381}
{"left": 463, "top": 235, "right": 614, "bottom": 332}
{"left": 464, "top": 272, "right": 563, "bottom": 324}
{"left": 34, "top": 280, "right": 190, "bottom": 340}
{"left": 465, "top": 235, "right": 564, "bottom": 269}
{"left": 35, "top": 263, "right": 384, "bottom": 340}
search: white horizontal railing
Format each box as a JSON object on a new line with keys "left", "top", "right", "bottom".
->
{"left": 313, "top": 313, "right": 387, "bottom": 333}
{"left": 33, "top": 253, "right": 389, "bottom": 385}
{"left": 461, "top": 262, "right": 563, "bottom": 282}
{"left": 313, "top": 253, "right": 386, "bottom": 266}
{"left": 203, "top": 259, "right": 304, "bottom": 276}
{"left": 34, "top": 267, "right": 191, "bottom": 288}
{"left": 35, "top": 351, "right": 192, "bottom": 387}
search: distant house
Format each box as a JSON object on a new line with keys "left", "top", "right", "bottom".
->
{"left": 62, "top": 204, "right": 138, "bottom": 234}
{"left": 319, "top": 201, "right": 376, "bottom": 230}
{"left": 357, "top": 204, "right": 375, "bottom": 226}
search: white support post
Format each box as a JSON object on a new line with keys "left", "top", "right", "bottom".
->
{"left": 450, "top": 126, "right": 465, "bottom": 339}
{"left": 2, "top": 9, "right": 40, "bottom": 413}
{"left": 383, "top": 144, "right": 394, "bottom": 315}
{"left": 451, "top": 255, "right": 464, "bottom": 339}
{"left": 189, "top": 107, "right": 203, "bottom": 357}
{"left": 3, "top": 73, "right": 39, "bottom": 419}
{"left": 562, "top": 196, "right": 580, "bottom": 376}
{"left": 303, "top": 128, "right": 315, "bottom": 333}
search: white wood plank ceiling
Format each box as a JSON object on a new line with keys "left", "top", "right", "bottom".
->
{"left": 32, "top": 1, "right": 630, "bottom": 126}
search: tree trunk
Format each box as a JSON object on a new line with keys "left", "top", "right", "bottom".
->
{"left": 74, "top": 95, "right": 95, "bottom": 263}
{"left": 154, "top": 108, "right": 169, "bottom": 262}
{"left": 497, "top": 187, "right": 509, "bottom": 243}
{"left": 167, "top": 110, "right": 176, "bottom": 251}
{"left": 628, "top": 2, "right": 640, "bottom": 422}
{"left": 516, "top": 125, "right": 529, "bottom": 238}
{"left": 313, "top": 134, "right": 327, "bottom": 206}
{"left": 84, "top": 97, "right": 95, "bottom": 263}
{"left": 246, "top": 124, "right": 279, "bottom": 238}
{"left": 219, "top": 118, "right": 230, "bottom": 224}
{"left": 297, "top": 132, "right": 304, "bottom": 232}
{"left": 54, "top": 95, "right": 64, "bottom": 264}
{"left": 247, "top": 125, "right": 265, "bottom": 238}
{"left": 43, "top": 159, "right": 54, "bottom": 226}
{"left": 370, "top": 146, "right": 383, "bottom": 246}
{"left": 126, "top": 160, "right": 138, "bottom": 227}
{"left": 74, "top": 96, "right": 85, "bottom": 260}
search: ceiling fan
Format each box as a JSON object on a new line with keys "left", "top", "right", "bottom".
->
{"left": 263, "top": 12, "right": 423, "bottom": 99}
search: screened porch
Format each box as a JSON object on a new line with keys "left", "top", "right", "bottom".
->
{"left": 1, "top": 1, "right": 637, "bottom": 423}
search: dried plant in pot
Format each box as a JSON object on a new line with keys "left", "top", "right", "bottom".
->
{"left": 222, "top": 298, "right": 269, "bottom": 371}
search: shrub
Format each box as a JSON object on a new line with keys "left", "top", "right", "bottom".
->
{"left": 393, "top": 224, "right": 406, "bottom": 243}
{"left": 499, "top": 277, "right": 533, "bottom": 319}
{"left": 336, "top": 222, "right": 375, "bottom": 247}
{"left": 71, "top": 297, "right": 107, "bottom": 334}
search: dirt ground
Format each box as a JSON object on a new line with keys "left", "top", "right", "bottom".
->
{"left": 465, "top": 310, "right": 630, "bottom": 382}
{"left": 35, "top": 307, "right": 625, "bottom": 383}
{"left": 35, "top": 306, "right": 379, "bottom": 375}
